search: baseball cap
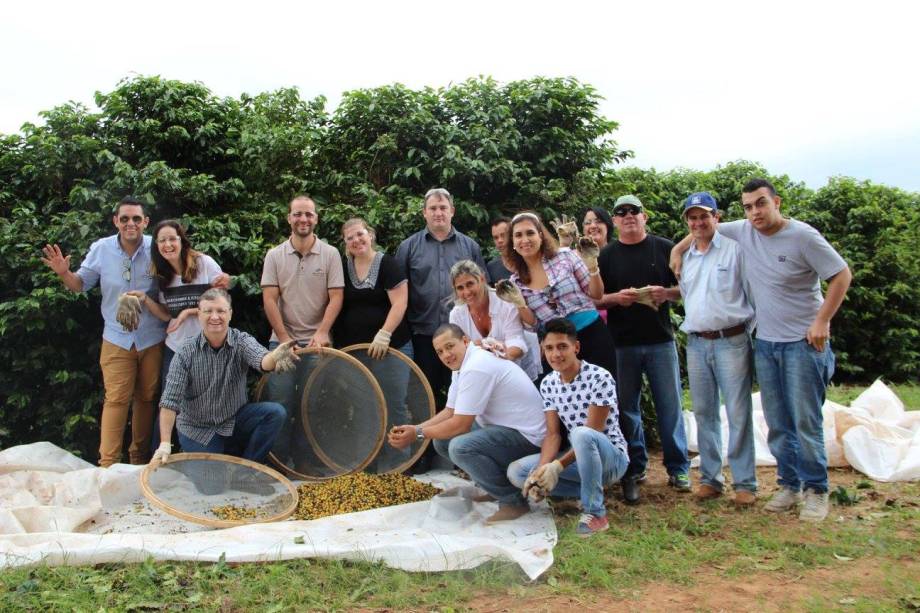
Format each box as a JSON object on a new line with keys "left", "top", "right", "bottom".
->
{"left": 612, "top": 195, "right": 644, "bottom": 212}
{"left": 682, "top": 192, "right": 718, "bottom": 217}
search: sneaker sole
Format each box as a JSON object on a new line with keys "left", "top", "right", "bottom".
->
{"left": 577, "top": 526, "right": 609, "bottom": 538}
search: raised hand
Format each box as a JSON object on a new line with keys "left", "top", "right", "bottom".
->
{"left": 41, "top": 244, "right": 72, "bottom": 275}
{"left": 495, "top": 279, "right": 526, "bottom": 308}
{"left": 575, "top": 236, "right": 600, "bottom": 274}
{"left": 550, "top": 215, "right": 579, "bottom": 248}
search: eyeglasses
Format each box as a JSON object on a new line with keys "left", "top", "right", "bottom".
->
{"left": 201, "top": 307, "right": 231, "bottom": 316}
{"left": 119, "top": 215, "right": 144, "bottom": 224}
{"left": 614, "top": 207, "right": 642, "bottom": 217}
{"left": 121, "top": 258, "right": 131, "bottom": 282}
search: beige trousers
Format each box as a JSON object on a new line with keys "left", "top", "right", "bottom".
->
{"left": 98, "top": 340, "right": 163, "bottom": 467}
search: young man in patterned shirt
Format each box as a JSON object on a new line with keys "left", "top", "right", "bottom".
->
{"left": 507, "top": 318, "right": 629, "bottom": 536}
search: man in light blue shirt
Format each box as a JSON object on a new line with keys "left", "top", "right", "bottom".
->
{"left": 42, "top": 197, "right": 166, "bottom": 466}
{"left": 678, "top": 192, "right": 757, "bottom": 506}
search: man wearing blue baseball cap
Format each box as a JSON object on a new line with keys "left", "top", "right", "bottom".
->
{"left": 677, "top": 192, "right": 757, "bottom": 507}
{"left": 671, "top": 179, "right": 851, "bottom": 522}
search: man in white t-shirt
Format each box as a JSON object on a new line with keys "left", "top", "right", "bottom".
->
{"left": 671, "top": 178, "right": 851, "bottom": 522}
{"left": 389, "top": 323, "right": 546, "bottom": 524}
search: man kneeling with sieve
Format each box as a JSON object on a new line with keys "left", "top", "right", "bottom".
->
{"left": 149, "top": 288, "right": 300, "bottom": 466}
{"left": 389, "top": 323, "right": 546, "bottom": 523}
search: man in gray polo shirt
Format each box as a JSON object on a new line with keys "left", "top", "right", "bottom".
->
{"left": 672, "top": 178, "right": 851, "bottom": 521}
{"left": 396, "top": 188, "right": 488, "bottom": 400}
{"left": 677, "top": 192, "right": 757, "bottom": 507}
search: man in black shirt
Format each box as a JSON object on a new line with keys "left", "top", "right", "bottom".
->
{"left": 596, "top": 195, "right": 690, "bottom": 504}
{"left": 485, "top": 216, "right": 513, "bottom": 283}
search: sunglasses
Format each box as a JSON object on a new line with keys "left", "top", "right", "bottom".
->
{"left": 121, "top": 258, "right": 131, "bottom": 282}
{"left": 119, "top": 215, "right": 144, "bottom": 224}
{"left": 614, "top": 207, "right": 642, "bottom": 217}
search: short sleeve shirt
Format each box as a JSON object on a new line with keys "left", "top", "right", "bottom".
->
{"left": 395, "top": 227, "right": 488, "bottom": 336}
{"left": 446, "top": 345, "right": 546, "bottom": 446}
{"left": 333, "top": 251, "right": 411, "bottom": 348}
{"left": 76, "top": 234, "right": 166, "bottom": 350}
{"left": 718, "top": 219, "right": 848, "bottom": 342}
{"left": 158, "top": 254, "right": 224, "bottom": 352}
{"left": 261, "top": 237, "right": 345, "bottom": 343}
{"left": 511, "top": 250, "right": 596, "bottom": 326}
{"left": 597, "top": 234, "right": 678, "bottom": 346}
{"left": 539, "top": 360, "right": 627, "bottom": 455}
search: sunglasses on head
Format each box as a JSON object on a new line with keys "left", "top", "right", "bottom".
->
{"left": 119, "top": 215, "right": 144, "bottom": 224}
{"left": 614, "top": 206, "right": 642, "bottom": 217}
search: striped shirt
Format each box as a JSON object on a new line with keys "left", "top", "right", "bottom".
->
{"left": 160, "top": 328, "right": 268, "bottom": 445}
{"left": 511, "top": 250, "right": 597, "bottom": 326}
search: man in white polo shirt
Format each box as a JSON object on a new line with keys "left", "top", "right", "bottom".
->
{"left": 677, "top": 192, "right": 757, "bottom": 506}
{"left": 388, "top": 323, "right": 546, "bottom": 524}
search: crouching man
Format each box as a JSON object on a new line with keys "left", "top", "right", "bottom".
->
{"left": 150, "top": 288, "right": 299, "bottom": 466}
{"left": 508, "top": 318, "right": 629, "bottom": 536}
{"left": 388, "top": 323, "right": 546, "bottom": 524}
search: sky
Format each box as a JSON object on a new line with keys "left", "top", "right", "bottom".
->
{"left": 2, "top": 0, "right": 918, "bottom": 191}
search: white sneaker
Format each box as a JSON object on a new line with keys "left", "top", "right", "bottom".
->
{"left": 799, "top": 490, "right": 830, "bottom": 522}
{"left": 763, "top": 487, "right": 803, "bottom": 513}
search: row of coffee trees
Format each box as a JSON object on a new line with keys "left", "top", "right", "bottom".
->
{"left": 1, "top": 75, "right": 917, "bottom": 458}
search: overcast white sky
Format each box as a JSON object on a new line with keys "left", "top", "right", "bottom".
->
{"left": 2, "top": 0, "right": 918, "bottom": 191}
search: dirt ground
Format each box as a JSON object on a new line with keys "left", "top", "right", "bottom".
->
{"left": 467, "top": 455, "right": 920, "bottom": 612}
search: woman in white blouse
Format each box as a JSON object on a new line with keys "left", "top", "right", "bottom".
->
{"left": 448, "top": 260, "right": 541, "bottom": 380}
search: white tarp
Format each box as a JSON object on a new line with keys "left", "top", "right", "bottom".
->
{"left": 0, "top": 443, "right": 556, "bottom": 579}
{"left": 684, "top": 379, "right": 920, "bottom": 482}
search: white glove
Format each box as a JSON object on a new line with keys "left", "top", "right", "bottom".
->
{"left": 534, "top": 460, "right": 564, "bottom": 493}
{"left": 495, "top": 280, "right": 526, "bottom": 308}
{"left": 576, "top": 237, "right": 600, "bottom": 274}
{"left": 368, "top": 329, "right": 392, "bottom": 360}
{"left": 116, "top": 293, "right": 142, "bottom": 331}
{"left": 522, "top": 473, "right": 546, "bottom": 502}
{"left": 268, "top": 340, "right": 300, "bottom": 373}
{"left": 151, "top": 442, "right": 171, "bottom": 466}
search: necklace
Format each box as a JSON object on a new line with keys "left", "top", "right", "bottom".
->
{"left": 469, "top": 296, "right": 491, "bottom": 335}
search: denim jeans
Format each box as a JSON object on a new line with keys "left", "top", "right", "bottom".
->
{"left": 177, "top": 401, "right": 286, "bottom": 463}
{"left": 615, "top": 340, "right": 690, "bottom": 477}
{"left": 507, "top": 426, "right": 629, "bottom": 516}
{"left": 433, "top": 423, "right": 540, "bottom": 506}
{"left": 687, "top": 333, "right": 757, "bottom": 492}
{"left": 350, "top": 341, "right": 414, "bottom": 469}
{"left": 264, "top": 342, "right": 320, "bottom": 471}
{"left": 754, "top": 339, "right": 835, "bottom": 494}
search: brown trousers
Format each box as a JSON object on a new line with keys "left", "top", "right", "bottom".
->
{"left": 98, "top": 340, "right": 163, "bottom": 467}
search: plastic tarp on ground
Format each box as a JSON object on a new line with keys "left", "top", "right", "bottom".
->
{"left": 0, "top": 443, "right": 556, "bottom": 579}
{"left": 684, "top": 380, "right": 920, "bottom": 482}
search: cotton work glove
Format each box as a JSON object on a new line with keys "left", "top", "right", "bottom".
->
{"left": 550, "top": 215, "right": 579, "bottom": 248}
{"left": 150, "top": 442, "right": 171, "bottom": 466}
{"left": 495, "top": 280, "right": 526, "bottom": 308}
{"left": 268, "top": 340, "right": 299, "bottom": 373}
{"left": 575, "top": 237, "right": 600, "bottom": 275}
{"left": 368, "top": 329, "right": 392, "bottom": 360}
{"left": 116, "top": 293, "right": 142, "bottom": 331}
{"left": 534, "top": 459, "right": 564, "bottom": 493}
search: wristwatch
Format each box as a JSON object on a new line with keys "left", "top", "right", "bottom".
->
{"left": 415, "top": 426, "right": 425, "bottom": 441}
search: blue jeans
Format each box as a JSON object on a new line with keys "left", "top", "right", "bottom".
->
{"left": 754, "top": 339, "right": 834, "bottom": 494}
{"left": 507, "top": 426, "right": 629, "bottom": 516}
{"left": 151, "top": 346, "right": 177, "bottom": 452}
{"left": 177, "top": 401, "right": 286, "bottom": 463}
{"left": 350, "top": 341, "right": 414, "bottom": 469}
{"left": 615, "top": 341, "right": 690, "bottom": 477}
{"left": 264, "top": 342, "right": 319, "bottom": 471}
{"left": 687, "top": 333, "right": 757, "bottom": 492}
{"left": 433, "top": 423, "right": 540, "bottom": 506}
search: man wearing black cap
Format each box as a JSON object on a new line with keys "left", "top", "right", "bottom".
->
{"left": 596, "top": 195, "right": 691, "bottom": 504}
{"left": 677, "top": 192, "right": 757, "bottom": 507}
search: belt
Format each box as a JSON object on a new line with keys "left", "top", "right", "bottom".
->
{"left": 691, "top": 323, "right": 747, "bottom": 340}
